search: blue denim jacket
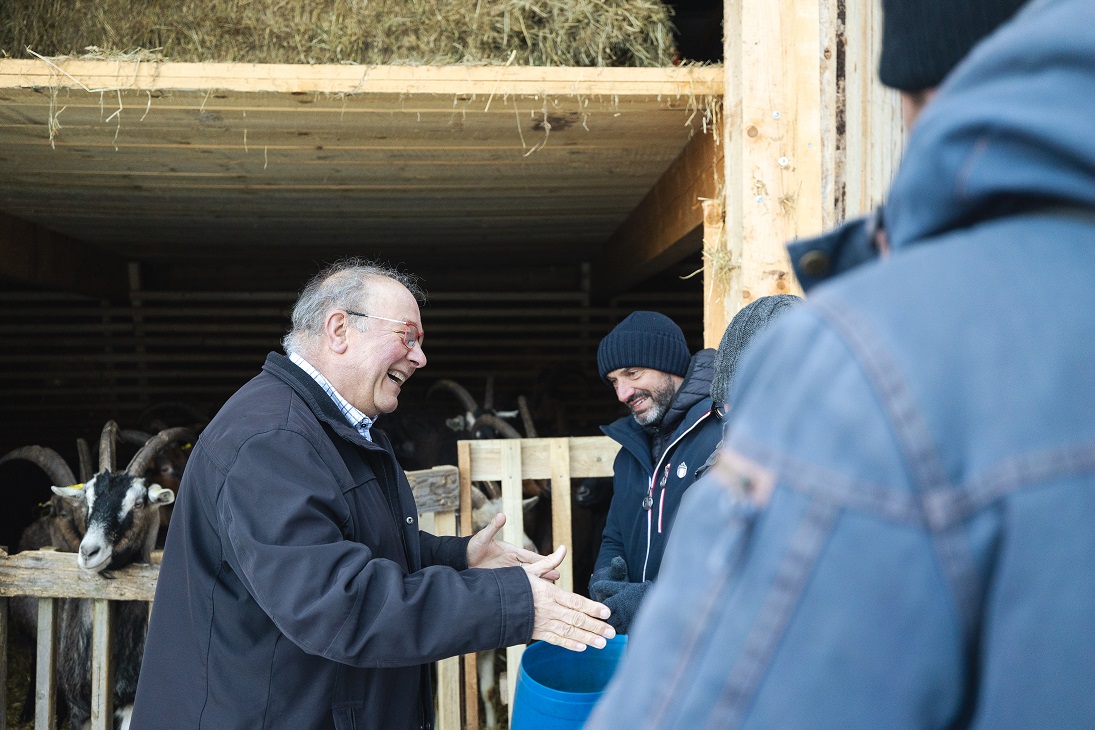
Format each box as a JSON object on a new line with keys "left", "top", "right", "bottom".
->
{"left": 587, "top": 0, "right": 1095, "bottom": 726}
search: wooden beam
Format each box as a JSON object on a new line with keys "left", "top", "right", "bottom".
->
{"left": 722, "top": 0, "right": 822, "bottom": 314}
{"left": 592, "top": 130, "right": 723, "bottom": 297}
{"left": 0, "top": 59, "right": 723, "bottom": 97}
{"left": 0, "top": 211, "right": 126, "bottom": 297}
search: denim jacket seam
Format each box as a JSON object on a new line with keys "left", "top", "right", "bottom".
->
{"left": 810, "top": 296, "right": 982, "bottom": 635}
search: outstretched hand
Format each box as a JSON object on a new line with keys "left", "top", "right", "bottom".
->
{"left": 467, "top": 513, "right": 560, "bottom": 582}
{"left": 525, "top": 546, "right": 616, "bottom": 652}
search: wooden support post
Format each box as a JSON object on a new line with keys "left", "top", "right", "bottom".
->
{"left": 36, "top": 598, "right": 58, "bottom": 730}
{"left": 549, "top": 438, "right": 573, "bottom": 593}
{"left": 499, "top": 440, "right": 524, "bottom": 723}
{"left": 702, "top": 198, "right": 730, "bottom": 348}
{"left": 91, "top": 599, "right": 115, "bottom": 730}
{"left": 432, "top": 509, "right": 460, "bottom": 730}
{"left": 723, "top": 0, "right": 820, "bottom": 313}
{"left": 456, "top": 441, "right": 479, "bottom": 730}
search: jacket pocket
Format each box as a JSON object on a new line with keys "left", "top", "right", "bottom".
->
{"left": 332, "top": 702, "right": 363, "bottom": 730}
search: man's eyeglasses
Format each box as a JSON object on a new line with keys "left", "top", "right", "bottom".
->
{"left": 344, "top": 310, "right": 424, "bottom": 350}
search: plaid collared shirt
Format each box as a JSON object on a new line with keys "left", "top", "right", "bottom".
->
{"left": 289, "top": 351, "right": 373, "bottom": 442}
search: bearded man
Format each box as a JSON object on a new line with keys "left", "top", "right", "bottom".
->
{"left": 588, "top": 311, "right": 722, "bottom": 634}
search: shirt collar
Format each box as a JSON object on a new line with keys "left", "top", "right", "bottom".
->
{"left": 288, "top": 351, "right": 373, "bottom": 441}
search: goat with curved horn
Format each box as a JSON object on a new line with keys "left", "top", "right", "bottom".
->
{"left": 99, "top": 420, "right": 119, "bottom": 472}
{"left": 76, "top": 438, "right": 93, "bottom": 483}
{"left": 427, "top": 379, "right": 480, "bottom": 415}
{"left": 126, "top": 427, "right": 198, "bottom": 477}
{"left": 517, "top": 395, "right": 538, "bottom": 438}
{"left": 472, "top": 413, "right": 523, "bottom": 440}
{"left": 0, "top": 445, "right": 78, "bottom": 487}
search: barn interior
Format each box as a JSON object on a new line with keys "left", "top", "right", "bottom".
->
{"left": 0, "top": 19, "right": 726, "bottom": 556}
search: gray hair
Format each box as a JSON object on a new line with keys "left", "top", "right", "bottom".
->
{"left": 281, "top": 258, "right": 425, "bottom": 355}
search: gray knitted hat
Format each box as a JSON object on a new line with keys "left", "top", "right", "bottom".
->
{"left": 878, "top": 0, "right": 1027, "bottom": 92}
{"left": 597, "top": 311, "right": 691, "bottom": 382}
{"left": 711, "top": 295, "right": 802, "bottom": 403}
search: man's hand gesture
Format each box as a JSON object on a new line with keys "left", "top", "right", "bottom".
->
{"left": 466, "top": 513, "right": 561, "bottom": 581}
{"left": 524, "top": 546, "right": 616, "bottom": 652}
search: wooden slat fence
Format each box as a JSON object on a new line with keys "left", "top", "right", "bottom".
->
{"left": 456, "top": 435, "right": 620, "bottom": 725}
{"left": 0, "top": 465, "right": 463, "bottom": 730}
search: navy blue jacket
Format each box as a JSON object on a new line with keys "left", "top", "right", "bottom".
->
{"left": 594, "top": 350, "right": 722, "bottom": 584}
{"left": 132, "top": 353, "right": 533, "bottom": 730}
{"left": 590, "top": 0, "right": 1095, "bottom": 726}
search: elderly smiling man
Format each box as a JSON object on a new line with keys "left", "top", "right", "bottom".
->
{"left": 133, "top": 259, "right": 614, "bottom": 730}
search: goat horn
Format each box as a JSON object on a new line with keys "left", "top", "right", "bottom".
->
{"left": 470, "top": 484, "right": 487, "bottom": 509}
{"left": 127, "top": 427, "right": 198, "bottom": 477}
{"left": 119, "top": 429, "right": 154, "bottom": 446}
{"left": 472, "top": 413, "right": 523, "bottom": 439}
{"left": 517, "top": 395, "right": 538, "bottom": 438}
{"left": 427, "top": 379, "right": 479, "bottom": 414}
{"left": 483, "top": 375, "right": 495, "bottom": 412}
{"left": 76, "top": 438, "right": 93, "bottom": 482}
{"left": 0, "top": 445, "right": 78, "bottom": 487}
{"left": 99, "top": 420, "right": 119, "bottom": 472}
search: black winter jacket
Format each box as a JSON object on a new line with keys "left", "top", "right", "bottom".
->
{"left": 132, "top": 353, "right": 533, "bottom": 730}
{"left": 593, "top": 350, "right": 723, "bottom": 585}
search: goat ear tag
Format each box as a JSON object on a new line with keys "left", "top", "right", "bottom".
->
{"left": 677, "top": 462, "right": 687, "bottom": 479}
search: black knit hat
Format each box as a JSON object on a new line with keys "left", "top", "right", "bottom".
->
{"left": 711, "top": 295, "right": 802, "bottom": 403}
{"left": 597, "top": 311, "right": 691, "bottom": 382}
{"left": 878, "top": 0, "right": 1027, "bottom": 92}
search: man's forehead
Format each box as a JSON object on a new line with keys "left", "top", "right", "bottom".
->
{"left": 367, "top": 278, "right": 422, "bottom": 322}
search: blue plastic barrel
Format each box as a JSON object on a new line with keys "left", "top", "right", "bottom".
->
{"left": 511, "top": 635, "right": 628, "bottom": 729}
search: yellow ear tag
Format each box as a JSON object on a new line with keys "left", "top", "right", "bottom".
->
{"left": 72, "top": 483, "right": 85, "bottom": 490}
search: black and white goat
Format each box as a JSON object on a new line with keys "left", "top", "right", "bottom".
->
{"left": 6, "top": 421, "right": 182, "bottom": 729}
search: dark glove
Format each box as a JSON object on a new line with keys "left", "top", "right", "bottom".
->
{"left": 602, "top": 581, "right": 650, "bottom": 635}
{"left": 589, "top": 556, "right": 628, "bottom": 602}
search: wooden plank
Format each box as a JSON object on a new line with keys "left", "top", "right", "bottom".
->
{"left": 406, "top": 465, "right": 459, "bottom": 515}
{"left": 467, "top": 436, "right": 619, "bottom": 481}
{"left": 0, "top": 551, "right": 158, "bottom": 601}
{"left": 842, "top": 0, "right": 904, "bottom": 218}
{"left": 90, "top": 599, "right": 114, "bottom": 730}
{"left": 548, "top": 438, "right": 574, "bottom": 593}
{"left": 702, "top": 198, "right": 730, "bottom": 348}
{"left": 499, "top": 440, "right": 524, "bottom": 722}
{"left": 455, "top": 441, "right": 479, "bottom": 730}
{"left": 35, "top": 598, "right": 58, "bottom": 730}
{"left": 0, "top": 211, "right": 127, "bottom": 298}
{"left": 723, "top": 0, "right": 819, "bottom": 309}
{"left": 592, "top": 130, "right": 723, "bottom": 297}
{"left": 432, "top": 509, "right": 460, "bottom": 730}
{"left": 0, "top": 60, "right": 724, "bottom": 97}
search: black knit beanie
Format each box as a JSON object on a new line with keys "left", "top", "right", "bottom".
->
{"left": 878, "top": 0, "right": 1027, "bottom": 92}
{"left": 711, "top": 295, "right": 802, "bottom": 403}
{"left": 597, "top": 311, "right": 691, "bottom": 382}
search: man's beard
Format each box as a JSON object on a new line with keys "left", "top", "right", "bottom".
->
{"left": 628, "top": 378, "right": 677, "bottom": 426}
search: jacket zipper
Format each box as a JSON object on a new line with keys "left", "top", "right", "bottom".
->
{"left": 640, "top": 409, "right": 713, "bottom": 581}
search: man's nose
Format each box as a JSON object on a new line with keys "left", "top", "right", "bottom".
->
{"left": 615, "top": 382, "right": 633, "bottom": 403}
{"left": 408, "top": 344, "right": 427, "bottom": 368}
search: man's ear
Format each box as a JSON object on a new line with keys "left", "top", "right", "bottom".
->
{"left": 325, "top": 310, "right": 350, "bottom": 354}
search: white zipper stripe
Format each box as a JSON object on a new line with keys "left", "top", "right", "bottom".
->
{"left": 640, "top": 409, "right": 714, "bottom": 581}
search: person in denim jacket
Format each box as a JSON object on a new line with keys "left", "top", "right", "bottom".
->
{"left": 588, "top": 0, "right": 1095, "bottom": 727}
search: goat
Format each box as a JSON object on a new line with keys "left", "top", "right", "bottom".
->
{"left": 6, "top": 421, "right": 180, "bottom": 730}
{"left": 119, "top": 426, "right": 195, "bottom": 545}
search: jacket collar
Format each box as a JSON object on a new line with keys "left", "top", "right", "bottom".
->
{"left": 786, "top": 208, "right": 884, "bottom": 293}
{"left": 262, "top": 352, "right": 385, "bottom": 452}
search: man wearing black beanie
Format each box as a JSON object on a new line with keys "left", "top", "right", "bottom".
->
{"left": 587, "top": 311, "right": 722, "bottom": 634}
{"left": 590, "top": 0, "right": 1095, "bottom": 727}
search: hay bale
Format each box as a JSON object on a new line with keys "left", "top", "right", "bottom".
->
{"left": 0, "top": 0, "right": 677, "bottom": 66}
